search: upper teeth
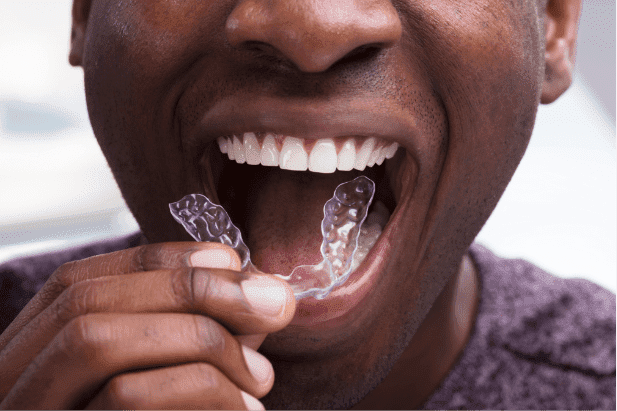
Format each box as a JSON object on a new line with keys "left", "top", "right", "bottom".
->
{"left": 217, "top": 133, "right": 399, "bottom": 173}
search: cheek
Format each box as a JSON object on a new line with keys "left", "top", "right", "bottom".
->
{"left": 436, "top": 0, "right": 543, "bottom": 201}
{"left": 84, "top": 0, "right": 227, "bottom": 116}
{"left": 397, "top": 0, "right": 544, "bottom": 193}
{"left": 84, "top": 1, "right": 230, "bottom": 179}
{"left": 82, "top": 0, "right": 234, "bottom": 240}
{"left": 423, "top": 0, "right": 543, "bottom": 107}
{"left": 400, "top": 0, "right": 544, "bottom": 265}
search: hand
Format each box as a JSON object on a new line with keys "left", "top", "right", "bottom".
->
{"left": 0, "top": 242, "right": 296, "bottom": 409}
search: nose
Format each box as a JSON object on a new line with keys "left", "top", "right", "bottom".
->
{"left": 226, "top": 0, "right": 402, "bottom": 73}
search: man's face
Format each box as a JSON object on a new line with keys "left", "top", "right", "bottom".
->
{"left": 72, "top": 0, "right": 557, "bottom": 406}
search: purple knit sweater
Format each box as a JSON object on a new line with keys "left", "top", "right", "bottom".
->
{"left": 1, "top": 235, "right": 614, "bottom": 409}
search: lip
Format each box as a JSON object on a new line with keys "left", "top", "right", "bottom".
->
{"left": 185, "top": 95, "right": 420, "bottom": 158}
{"left": 186, "top": 95, "right": 418, "bottom": 327}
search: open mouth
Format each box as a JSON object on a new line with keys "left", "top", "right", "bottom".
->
{"left": 188, "top": 99, "right": 418, "bottom": 325}
{"left": 196, "top": 131, "right": 409, "bottom": 318}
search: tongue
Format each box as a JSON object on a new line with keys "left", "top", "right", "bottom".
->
{"left": 244, "top": 168, "right": 364, "bottom": 275}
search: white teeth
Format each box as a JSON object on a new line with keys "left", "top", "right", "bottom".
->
{"left": 354, "top": 137, "right": 375, "bottom": 171}
{"left": 227, "top": 137, "right": 235, "bottom": 160}
{"left": 337, "top": 139, "right": 356, "bottom": 171}
{"left": 350, "top": 224, "right": 382, "bottom": 272}
{"left": 376, "top": 147, "right": 387, "bottom": 165}
{"left": 308, "top": 138, "right": 337, "bottom": 173}
{"left": 280, "top": 137, "right": 308, "bottom": 171}
{"left": 350, "top": 200, "right": 391, "bottom": 272}
{"left": 261, "top": 134, "right": 279, "bottom": 166}
{"left": 367, "top": 146, "right": 381, "bottom": 167}
{"left": 218, "top": 133, "right": 398, "bottom": 173}
{"left": 233, "top": 136, "right": 246, "bottom": 164}
{"left": 384, "top": 142, "right": 399, "bottom": 159}
{"left": 244, "top": 132, "right": 261, "bottom": 165}
{"left": 217, "top": 137, "right": 228, "bottom": 153}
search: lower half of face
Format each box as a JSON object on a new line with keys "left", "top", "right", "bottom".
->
{"left": 82, "top": 0, "right": 544, "bottom": 406}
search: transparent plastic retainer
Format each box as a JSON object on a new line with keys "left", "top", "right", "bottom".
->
{"left": 169, "top": 176, "right": 375, "bottom": 300}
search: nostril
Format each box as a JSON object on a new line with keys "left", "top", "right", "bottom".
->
{"left": 335, "top": 44, "right": 383, "bottom": 66}
{"left": 226, "top": 0, "right": 402, "bottom": 73}
{"left": 243, "top": 42, "right": 382, "bottom": 66}
{"left": 241, "top": 41, "right": 294, "bottom": 68}
{"left": 243, "top": 41, "right": 271, "bottom": 53}
{"left": 242, "top": 41, "right": 289, "bottom": 61}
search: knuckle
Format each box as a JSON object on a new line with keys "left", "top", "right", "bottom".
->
{"left": 53, "top": 282, "right": 94, "bottom": 324}
{"left": 170, "top": 267, "right": 205, "bottom": 309}
{"left": 192, "top": 315, "right": 228, "bottom": 358}
{"left": 131, "top": 244, "right": 149, "bottom": 272}
{"left": 35, "top": 277, "right": 69, "bottom": 312}
{"left": 133, "top": 242, "right": 175, "bottom": 272}
{"left": 104, "top": 374, "right": 149, "bottom": 409}
{"left": 52, "top": 260, "right": 78, "bottom": 288}
{"left": 53, "top": 285, "right": 84, "bottom": 323}
{"left": 59, "top": 315, "right": 110, "bottom": 363}
{"left": 191, "top": 362, "right": 225, "bottom": 393}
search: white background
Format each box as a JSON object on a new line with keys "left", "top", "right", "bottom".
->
{"left": 1, "top": 1, "right": 615, "bottom": 292}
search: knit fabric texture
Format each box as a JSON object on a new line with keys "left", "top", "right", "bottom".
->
{"left": 422, "top": 244, "right": 615, "bottom": 409}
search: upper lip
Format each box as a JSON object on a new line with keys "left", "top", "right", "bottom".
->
{"left": 185, "top": 95, "right": 418, "bottom": 155}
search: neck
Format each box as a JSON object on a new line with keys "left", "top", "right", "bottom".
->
{"left": 351, "top": 252, "right": 479, "bottom": 409}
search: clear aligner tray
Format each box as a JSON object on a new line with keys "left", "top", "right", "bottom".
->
{"left": 169, "top": 176, "right": 375, "bottom": 300}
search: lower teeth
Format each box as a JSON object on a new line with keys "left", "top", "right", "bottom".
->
{"left": 169, "top": 176, "right": 385, "bottom": 300}
{"left": 349, "top": 201, "right": 390, "bottom": 273}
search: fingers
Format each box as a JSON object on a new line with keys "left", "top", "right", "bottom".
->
{"left": 53, "top": 241, "right": 243, "bottom": 284}
{"left": 0, "top": 267, "right": 294, "bottom": 399}
{"left": 0, "top": 241, "right": 295, "bottom": 408}
{"left": 0, "top": 242, "right": 241, "bottom": 350}
{"left": 0, "top": 242, "right": 239, "bottom": 396}
{"left": 37, "top": 266, "right": 293, "bottom": 342}
{"left": 85, "top": 363, "right": 265, "bottom": 410}
{"left": 0, "top": 260, "right": 294, "bottom": 397}
{"left": 237, "top": 334, "right": 268, "bottom": 350}
{"left": 2, "top": 313, "right": 270, "bottom": 409}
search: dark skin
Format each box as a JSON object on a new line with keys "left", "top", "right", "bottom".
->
{"left": 0, "top": 0, "right": 580, "bottom": 408}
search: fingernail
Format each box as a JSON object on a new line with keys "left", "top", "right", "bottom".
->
{"left": 242, "top": 345, "right": 272, "bottom": 384}
{"left": 190, "top": 248, "right": 232, "bottom": 269}
{"left": 241, "top": 276, "right": 287, "bottom": 317}
{"left": 241, "top": 391, "right": 265, "bottom": 411}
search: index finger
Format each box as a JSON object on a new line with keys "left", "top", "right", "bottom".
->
{"left": 58, "top": 242, "right": 243, "bottom": 285}
{"left": 0, "top": 242, "right": 241, "bottom": 349}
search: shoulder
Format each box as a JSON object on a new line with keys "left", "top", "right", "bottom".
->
{"left": 0, "top": 232, "right": 143, "bottom": 334}
{"left": 423, "top": 244, "right": 615, "bottom": 410}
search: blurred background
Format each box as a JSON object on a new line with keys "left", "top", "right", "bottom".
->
{"left": 1, "top": 1, "right": 615, "bottom": 292}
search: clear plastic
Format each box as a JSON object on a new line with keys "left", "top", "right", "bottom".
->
{"left": 169, "top": 176, "right": 375, "bottom": 300}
